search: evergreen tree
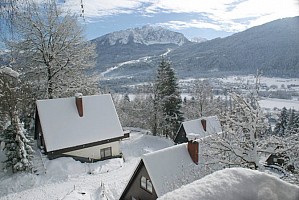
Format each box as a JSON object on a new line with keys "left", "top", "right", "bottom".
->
{"left": 0, "top": 66, "right": 34, "bottom": 173}
{"left": 1, "top": 114, "right": 34, "bottom": 173}
{"left": 274, "top": 107, "right": 288, "bottom": 136}
{"left": 152, "top": 58, "right": 183, "bottom": 139}
{"left": 289, "top": 112, "right": 299, "bottom": 135}
{"left": 286, "top": 108, "right": 295, "bottom": 135}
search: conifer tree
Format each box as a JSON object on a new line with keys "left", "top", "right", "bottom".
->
{"left": 274, "top": 107, "right": 289, "bottom": 136}
{"left": 289, "top": 112, "right": 299, "bottom": 135}
{"left": 152, "top": 58, "right": 183, "bottom": 139}
{"left": 1, "top": 114, "right": 34, "bottom": 173}
{"left": 0, "top": 66, "right": 34, "bottom": 173}
{"left": 286, "top": 108, "right": 295, "bottom": 135}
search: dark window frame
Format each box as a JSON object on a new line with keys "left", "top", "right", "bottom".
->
{"left": 140, "top": 176, "right": 153, "bottom": 194}
{"left": 100, "top": 147, "right": 112, "bottom": 158}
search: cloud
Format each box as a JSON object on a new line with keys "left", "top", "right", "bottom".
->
{"left": 60, "top": 0, "right": 299, "bottom": 32}
{"left": 157, "top": 19, "right": 249, "bottom": 33}
{"left": 157, "top": 20, "right": 223, "bottom": 31}
{"left": 61, "top": 0, "right": 152, "bottom": 18}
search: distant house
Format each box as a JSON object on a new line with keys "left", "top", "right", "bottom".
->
{"left": 265, "top": 153, "right": 294, "bottom": 173}
{"left": 119, "top": 141, "right": 200, "bottom": 200}
{"left": 174, "top": 116, "right": 222, "bottom": 144}
{"left": 34, "top": 94, "right": 129, "bottom": 162}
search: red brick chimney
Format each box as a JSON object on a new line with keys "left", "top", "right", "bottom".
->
{"left": 75, "top": 93, "right": 83, "bottom": 117}
{"left": 188, "top": 140, "right": 199, "bottom": 165}
{"left": 201, "top": 119, "right": 207, "bottom": 131}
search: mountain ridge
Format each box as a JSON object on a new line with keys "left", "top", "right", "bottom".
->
{"left": 91, "top": 16, "right": 299, "bottom": 86}
{"left": 93, "top": 25, "right": 189, "bottom": 46}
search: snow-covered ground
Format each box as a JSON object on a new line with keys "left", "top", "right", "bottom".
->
{"left": 0, "top": 130, "right": 174, "bottom": 200}
{"left": 219, "top": 75, "right": 299, "bottom": 88}
{"left": 159, "top": 168, "right": 299, "bottom": 200}
{"left": 259, "top": 98, "right": 299, "bottom": 110}
{"left": 101, "top": 56, "right": 151, "bottom": 77}
{"left": 1, "top": 129, "right": 298, "bottom": 200}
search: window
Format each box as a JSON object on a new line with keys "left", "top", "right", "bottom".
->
{"left": 141, "top": 176, "right": 147, "bottom": 189}
{"left": 100, "top": 147, "right": 112, "bottom": 158}
{"left": 140, "top": 176, "right": 153, "bottom": 193}
{"left": 147, "top": 179, "right": 153, "bottom": 193}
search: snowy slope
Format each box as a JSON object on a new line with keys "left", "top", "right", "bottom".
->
{"left": 0, "top": 130, "right": 174, "bottom": 199}
{"left": 159, "top": 168, "right": 299, "bottom": 200}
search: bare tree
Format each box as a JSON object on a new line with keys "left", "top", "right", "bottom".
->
{"left": 8, "top": 0, "right": 98, "bottom": 99}
{"left": 200, "top": 92, "right": 268, "bottom": 170}
{"left": 192, "top": 80, "right": 213, "bottom": 117}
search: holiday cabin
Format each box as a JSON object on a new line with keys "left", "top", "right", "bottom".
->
{"left": 174, "top": 116, "right": 222, "bottom": 144}
{"left": 34, "top": 94, "right": 129, "bottom": 162}
{"left": 120, "top": 141, "right": 200, "bottom": 200}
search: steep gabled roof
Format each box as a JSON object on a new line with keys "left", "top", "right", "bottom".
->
{"left": 183, "top": 116, "right": 222, "bottom": 140}
{"left": 36, "top": 94, "right": 123, "bottom": 152}
{"left": 142, "top": 143, "right": 200, "bottom": 197}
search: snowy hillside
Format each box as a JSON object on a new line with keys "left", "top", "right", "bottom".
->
{"left": 0, "top": 130, "right": 174, "bottom": 200}
{"left": 94, "top": 25, "right": 189, "bottom": 46}
{"left": 159, "top": 168, "right": 299, "bottom": 200}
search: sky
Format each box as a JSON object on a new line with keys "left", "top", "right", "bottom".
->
{"left": 58, "top": 0, "right": 299, "bottom": 41}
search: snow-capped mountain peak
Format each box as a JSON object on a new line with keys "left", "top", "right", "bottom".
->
{"left": 190, "top": 37, "right": 208, "bottom": 43}
{"left": 95, "top": 25, "right": 189, "bottom": 46}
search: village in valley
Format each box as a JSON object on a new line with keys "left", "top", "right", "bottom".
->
{"left": 1, "top": 1, "right": 299, "bottom": 200}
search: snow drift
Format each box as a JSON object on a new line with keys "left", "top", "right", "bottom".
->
{"left": 159, "top": 168, "right": 299, "bottom": 200}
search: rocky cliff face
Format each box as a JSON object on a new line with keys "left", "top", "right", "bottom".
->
{"left": 94, "top": 25, "right": 189, "bottom": 46}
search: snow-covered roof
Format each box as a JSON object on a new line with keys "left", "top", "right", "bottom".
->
{"left": 158, "top": 168, "right": 299, "bottom": 200}
{"left": 142, "top": 143, "right": 200, "bottom": 197}
{"left": 36, "top": 94, "right": 123, "bottom": 152}
{"left": 183, "top": 116, "right": 222, "bottom": 140}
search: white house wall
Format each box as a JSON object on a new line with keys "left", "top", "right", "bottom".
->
{"left": 63, "top": 141, "right": 120, "bottom": 160}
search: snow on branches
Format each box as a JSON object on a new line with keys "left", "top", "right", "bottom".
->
{"left": 0, "top": 65, "right": 34, "bottom": 173}
{"left": 1, "top": 114, "right": 34, "bottom": 173}
{"left": 199, "top": 92, "right": 268, "bottom": 170}
{"left": 0, "top": 66, "right": 19, "bottom": 78}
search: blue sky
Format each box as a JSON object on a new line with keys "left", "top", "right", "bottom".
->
{"left": 60, "top": 0, "right": 298, "bottom": 40}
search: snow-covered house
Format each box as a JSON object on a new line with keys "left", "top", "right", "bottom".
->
{"left": 174, "top": 116, "right": 222, "bottom": 144}
{"left": 119, "top": 141, "right": 200, "bottom": 200}
{"left": 34, "top": 94, "right": 128, "bottom": 162}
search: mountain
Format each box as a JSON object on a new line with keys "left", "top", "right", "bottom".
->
{"left": 92, "top": 17, "right": 299, "bottom": 90}
{"left": 95, "top": 25, "right": 189, "bottom": 46}
{"left": 91, "top": 25, "right": 189, "bottom": 71}
{"left": 190, "top": 37, "right": 207, "bottom": 43}
{"left": 168, "top": 16, "right": 299, "bottom": 78}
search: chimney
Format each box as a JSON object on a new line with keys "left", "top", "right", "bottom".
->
{"left": 75, "top": 93, "right": 83, "bottom": 117}
{"left": 188, "top": 140, "right": 199, "bottom": 165}
{"left": 201, "top": 119, "right": 207, "bottom": 131}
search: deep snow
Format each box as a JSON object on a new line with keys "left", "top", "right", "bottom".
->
{"left": 0, "top": 130, "right": 173, "bottom": 199}
{"left": 0, "top": 129, "right": 298, "bottom": 200}
{"left": 159, "top": 168, "right": 299, "bottom": 200}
